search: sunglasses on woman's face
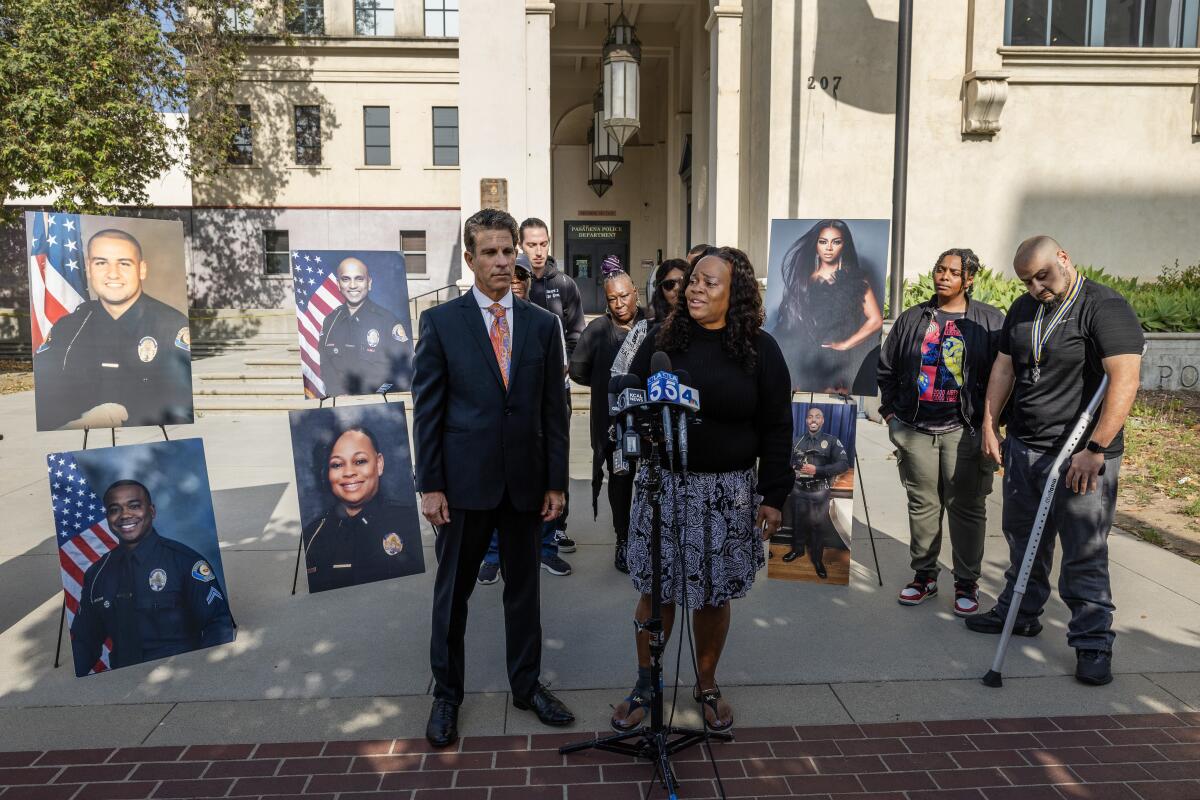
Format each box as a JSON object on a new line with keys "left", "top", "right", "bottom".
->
{"left": 659, "top": 279, "right": 682, "bottom": 291}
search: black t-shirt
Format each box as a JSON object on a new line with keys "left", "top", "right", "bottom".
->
{"left": 999, "top": 280, "right": 1143, "bottom": 454}
{"left": 913, "top": 309, "right": 965, "bottom": 433}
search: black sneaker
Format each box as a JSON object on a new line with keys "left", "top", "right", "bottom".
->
{"left": 614, "top": 542, "right": 629, "bottom": 574}
{"left": 964, "top": 607, "right": 1043, "bottom": 637}
{"left": 541, "top": 553, "right": 573, "bottom": 576}
{"left": 554, "top": 530, "right": 577, "bottom": 553}
{"left": 1075, "top": 649, "right": 1114, "bottom": 686}
{"left": 477, "top": 562, "right": 500, "bottom": 585}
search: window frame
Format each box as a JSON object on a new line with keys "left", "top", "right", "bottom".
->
{"left": 1004, "top": 0, "right": 1200, "bottom": 47}
{"left": 227, "top": 104, "right": 253, "bottom": 166}
{"left": 355, "top": 0, "right": 395, "bottom": 36}
{"left": 263, "top": 230, "right": 291, "bottom": 276}
{"left": 363, "top": 105, "right": 391, "bottom": 166}
{"left": 400, "top": 230, "right": 428, "bottom": 276}
{"left": 423, "top": 0, "right": 459, "bottom": 37}
{"left": 294, "top": 104, "right": 322, "bottom": 166}
{"left": 287, "top": 0, "right": 325, "bottom": 34}
{"left": 432, "top": 106, "right": 459, "bottom": 167}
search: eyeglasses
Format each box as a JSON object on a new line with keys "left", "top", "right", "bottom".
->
{"left": 659, "top": 279, "right": 681, "bottom": 291}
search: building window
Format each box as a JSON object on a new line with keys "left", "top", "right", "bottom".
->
{"left": 264, "top": 230, "right": 291, "bottom": 276}
{"left": 364, "top": 106, "right": 391, "bottom": 166}
{"left": 424, "top": 0, "right": 459, "bottom": 37}
{"left": 1006, "top": 0, "right": 1199, "bottom": 46}
{"left": 432, "top": 106, "right": 459, "bottom": 166}
{"left": 288, "top": 0, "right": 325, "bottom": 34}
{"left": 227, "top": 105, "right": 253, "bottom": 165}
{"left": 294, "top": 105, "right": 321, "bottom": 165}
{"left": 221, "top": 3, "right": 255, "bottom": 32}
{"left": 401, "top": 231, "right": 428, "bottom": 275}
{"left": 355, "top": 0, "right": 394, "bottom": 36}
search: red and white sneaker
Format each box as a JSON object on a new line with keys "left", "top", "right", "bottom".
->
{"left": 953, "top": 580, "right": 980, "bottom": 617}
{"left": 898, "top": 574, "right": 937, "bottom": 606}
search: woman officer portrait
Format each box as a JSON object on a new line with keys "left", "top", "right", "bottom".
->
{"left": 301, "top": 424, "right": 425, "bottom": 593}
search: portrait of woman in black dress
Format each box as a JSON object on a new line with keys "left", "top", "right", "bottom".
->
{"left": 767, "top": 219, "right": 884, "bottom": 395}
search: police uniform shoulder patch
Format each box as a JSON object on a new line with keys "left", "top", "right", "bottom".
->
{"left": 174, "top": 326, "right": 191, "bottom": 352}
{"left": 36, "top": 340, "right": 50, "bottom": 354}
{"left": 382, "top": 532, "right": 404, "bottom": 556}
{"left": 836, "top": 439, "right": 844, "bottom": 448}
{"left": 191, "top": 560, "right": 215, "bottom": 582}
{"left": 138, "top": 336, "right": 158, "bottom": 363}
{"left": 391, "top": 324, "right": 408, "bottom": 342}
{"left": 366, "top": 328, "right": 380, "bottom": 348}
{"left": 148, "top": 568, "right": 168, "bottom": 592}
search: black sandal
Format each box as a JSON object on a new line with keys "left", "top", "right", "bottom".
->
{"left": 610, "top": 688, "right": 650, "bottom": 732}
{"left": 693, "top": 685, "right": 734, "bottom": 732}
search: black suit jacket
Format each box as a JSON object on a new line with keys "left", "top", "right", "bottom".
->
{"left": 412, "top": 291, "right": 569, "bottom": 513}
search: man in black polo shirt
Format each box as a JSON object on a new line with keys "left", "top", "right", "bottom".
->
{"left": 969, "top": 235, "right": 1143, "bottom": 686}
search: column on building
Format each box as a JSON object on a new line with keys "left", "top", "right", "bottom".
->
{"left": 706, "top": 3, "right": 742, "bottom": 246}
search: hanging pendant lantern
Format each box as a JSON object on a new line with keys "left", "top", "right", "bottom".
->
{"left": 587, "top": 123, "right": 612, "bottom": 197}
{"left": 592, "top": 85, "right": 623, "bottom": 177}
{"left": 602, "top": 6, "right": 641, "bottom": 146}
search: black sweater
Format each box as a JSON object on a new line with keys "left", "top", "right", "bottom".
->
{"left": 628, "top": 320, "right": 795, "bottom": 510}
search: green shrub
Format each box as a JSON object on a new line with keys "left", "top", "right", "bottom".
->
{"left": 891, "top": 262, "right": 1200, "bottom": 332}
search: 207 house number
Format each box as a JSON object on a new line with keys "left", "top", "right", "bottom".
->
{"left": 808, "top": 75, "right": 842, "bottom": 96}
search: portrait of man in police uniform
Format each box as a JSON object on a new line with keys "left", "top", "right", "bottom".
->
{"left": 288, "top": 403, "right": 425, "bottom": 594}
{"left": 769, "top": 402, "right": 858, "bottom": 585}
{"left": 313, "top": 255, "right": 414, "bottom": 398}
{"left": 29, "top": 216, "right": 193, "bottom": 431}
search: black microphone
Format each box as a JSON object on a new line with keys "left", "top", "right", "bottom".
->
{"left": 610, "top": 373, "right": 641, "bottom": 471}
{"left": 675, "top": 369, "right": 693, "bottom": 473}
{"left": 649, "top": 351, "right": 674, "bottom": 463}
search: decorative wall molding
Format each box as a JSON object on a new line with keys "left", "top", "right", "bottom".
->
{"left": 962, "top": 69, "right": 1010, "bottom": 137}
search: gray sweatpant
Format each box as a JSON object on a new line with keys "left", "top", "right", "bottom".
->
{"left": 995, "top": 436, "right": 1121, "bottom": 652}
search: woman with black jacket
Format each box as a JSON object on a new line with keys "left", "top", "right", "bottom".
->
{"left": 876, "top": 248, "right": 1004, "bottom": 616}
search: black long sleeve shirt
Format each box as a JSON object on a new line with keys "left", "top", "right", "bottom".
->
{"left": 628, "top": 320, "right": 795, "bottom": 509}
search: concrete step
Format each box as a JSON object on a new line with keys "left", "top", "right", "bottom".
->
{"left": 242, "top": 358, "right": 300, "bottom": 367}
{"left": 194, "top": 384, "right": 306, "bottom": 396}
{"left": 196, "top": 371, "right": 300, "bottom": 382}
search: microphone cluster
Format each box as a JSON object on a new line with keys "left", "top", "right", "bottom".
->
{"left": 608, "top": 351, "right": 700, "bottom": 474}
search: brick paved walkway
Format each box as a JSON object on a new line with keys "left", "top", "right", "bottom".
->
{"left": 1, "top": 712, "right": 1198, "bottom": 800}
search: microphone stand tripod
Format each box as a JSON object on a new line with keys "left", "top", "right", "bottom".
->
{"left": 560, "top": 438, "right": 731, "bottom": 798}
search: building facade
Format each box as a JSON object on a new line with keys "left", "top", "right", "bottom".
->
{"left": 5, "top": 0, "right": 1200, "bottom": 329}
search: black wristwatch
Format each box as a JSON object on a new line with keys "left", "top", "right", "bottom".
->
{"left": 1085, "top": 440, "right": 1104, "bottom": 454}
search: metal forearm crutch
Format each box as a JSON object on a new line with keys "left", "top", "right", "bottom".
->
{"left": 981, "top": 373, "right": 1110, "bottom": 688}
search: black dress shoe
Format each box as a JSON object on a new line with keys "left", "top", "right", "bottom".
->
{"left": 1075, "top": 649, "right": 1114, "bottom": 686}
{"left": 813, "top": 561, "right": 828, "bottom": 579}
{"left": 425, "top": 699, "right": 459, "bottom": 747}
{"left": 964, "top": 607, "right": 1043, "bottom": 637}
{"left": 782, "top": 550, "right": 802, "bottom": 562}
{"left": 513, "top": 684, "right": 575, "bottom": 727}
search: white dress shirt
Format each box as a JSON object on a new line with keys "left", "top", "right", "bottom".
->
{"left": 472, "top": 284, "right": 514, "bottom": 341}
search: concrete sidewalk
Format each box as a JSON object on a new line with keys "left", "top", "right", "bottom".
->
{"left": 1, "top": 382, "right": 1198, "bottom": 751}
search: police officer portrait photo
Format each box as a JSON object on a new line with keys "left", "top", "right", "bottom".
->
{"left": 768, "top": 401, "right": 858, "bottom": 585}
{"left": 288, "top": 403, "right": 425, "bottom": 594}
{"left": 292, "top": 249, "right": 415, "bottom": 400}
{"left": 27, "top": 212, "right": 194, "bottom": 431}
{"left": 48, "top": 438, "right": 235, "bottom": 678}
{"left": 763, "top": 218, "right": 889, "bottom": 397}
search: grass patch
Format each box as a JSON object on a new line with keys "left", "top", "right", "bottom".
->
{"left": 1122, "top": 390, "right": 1200, "bottom": 504}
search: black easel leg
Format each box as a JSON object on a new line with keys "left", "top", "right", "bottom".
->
{"left": 110, "top": 428, "right": 116, "bottom": 447}
{"left": 855, "top": 452, "right": 884, "bottom": 587}
{"left": 291, "top": 533, "right": 304, "bottom": 595}
{"left": 160, "top": 425, "right": 169, "bottom": 441}
{"left": 382, "top": 394, "right": 389, "bottom": 403}
{"left": 53, "top": 595, "right": 67, "bottom": 668}
{"left": 82, "top": 428, "right": 89, "bottom": 449}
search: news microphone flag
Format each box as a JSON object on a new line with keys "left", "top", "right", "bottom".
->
{"left": 48, "top": 452, "right": 114, "bottom": 675}
{"left": 292, "top": 251, "right": 343, "bottom": 398}
{"left": 28, "top": 212, "right": 87, "bottom": 352}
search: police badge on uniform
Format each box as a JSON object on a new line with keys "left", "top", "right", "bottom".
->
{"left": 148, "top": 568, "right": 168, "bottom": 592}
{"left": 366, "top": 328, "right": 380, "bottom": 349}
{"left": 138, "top": 336, "right": 158, "bottom": 363}
{"left": 821, "top": 440, "right": 828, "bottom": 449}
{"left": 382, "top": 532, "right": 404, "bottom": 556}
{"left": 391, "top": 324, "right": 408, "bottom": 343}
{"left": 191, "top": 560, "right": 215, "bottom": 582}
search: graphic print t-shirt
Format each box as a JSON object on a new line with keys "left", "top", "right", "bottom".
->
{"left": 913, "top": 310, "right": 964, "bottom": 433}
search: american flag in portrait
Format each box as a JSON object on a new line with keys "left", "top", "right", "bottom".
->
{"left": 292, "top": 251, "right": 342, "bottom": 399}
{"left": 27, "top": 212, "right": 87, "bottom": 352}
{"left": 48, "top": 452, "right": 114, "bottom": 674}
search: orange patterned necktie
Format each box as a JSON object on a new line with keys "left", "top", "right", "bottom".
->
{"left": 488, "top": 303, "right": 511, "bottom": 387}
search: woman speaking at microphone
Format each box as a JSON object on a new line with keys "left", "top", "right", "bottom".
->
{"left": 611, "top": 246, "right": 794, "bottom": 732}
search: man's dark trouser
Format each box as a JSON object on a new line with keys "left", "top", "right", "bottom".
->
{"left": 430, "top": 495, "right": 542, "bottom": 705}
{"left": 996, "top": 437, "right": 1121, "bottom": 652}
{"left": 789, "top": 484, "right": 831, "bottom": 568}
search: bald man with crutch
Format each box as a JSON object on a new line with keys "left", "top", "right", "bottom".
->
{"left": 969, "top": 236, "right": 1143, "bottom": 687}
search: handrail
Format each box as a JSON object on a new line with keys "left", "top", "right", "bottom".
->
{"left": 409, "top": 284, "right": 459, "bottom": 304}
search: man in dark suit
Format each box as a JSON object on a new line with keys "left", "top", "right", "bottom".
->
{"left": 413, "top": 208, "right": 575, "bottom": 748}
